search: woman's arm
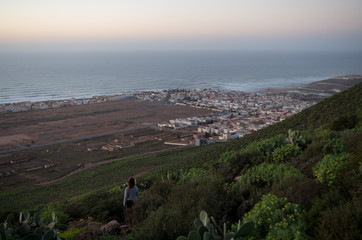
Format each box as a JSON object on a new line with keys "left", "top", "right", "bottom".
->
{"left": 123, "top": 188, "right": 128, "bottom": 207}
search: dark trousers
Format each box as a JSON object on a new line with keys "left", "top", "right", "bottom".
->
{"left": 125, "top": 200, "right": 133, "bottom": 208}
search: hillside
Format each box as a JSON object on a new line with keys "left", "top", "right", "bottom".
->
{"left": 229, "top": 82, "right": 362, "bottom": 147}
{"left": 1, "top": 83, "right": 361, "bottom": 240}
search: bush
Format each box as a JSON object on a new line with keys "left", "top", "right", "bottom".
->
{"left": 330, "top": 114, "right": 358, "bottom": 131}
{"left": 272, "top": 144, "right": 301, "bottom": 163}
{"left": 58, "top": 228, "right": 83, "bottom": 240}
{"left": 314, "top": 197, "right": 362, "bottom": 240}
{"left": 271, "top": 175, "right": 324, "bottom": 209}
{"left": 257, "top": 135, "right": 285, "bottom": 161}
{"left": 219, "top": 148, "right": 265, "bottom": 180}
{"left": 64, "top": 202, "right": 87, "bottom": 219}
{"left": 135, "top": 176, "right": 234, "bottom": 240}
{"left": 178, "top": 168, "right": 208, "bottom": 184}
{"left": 303, "top": 188, "right": 352, "bottom": 238}
{"left": 291, "top": 131, "right": 330, "bottom": 176}
{"left": 71, "top": 192, "right": 125, "bottom": 222}
{"left": 135, "top": 206, "right": 189, "bottom": 240}
{"left": 313, "top": 153, "right": 349, "bottom": 186}
{"left": 242, "top": 194, "right": 305, "bottom": 240}
{"left": 231, "top": 163, "right": 302, "bottom": 218}
{"left": 219, "top": 150, "right": 239, "bottom": 165}
{"left": 322, "top": 138, "right": 346, "bottom": 155}
{"left": 40, "top": 206, "right": 69, "bottom": 225}
{"left": 235, "top": 163, "right": 301, "bottom": 188}
{"left": 126, "top": 180, "right": 174, "bottom": 225}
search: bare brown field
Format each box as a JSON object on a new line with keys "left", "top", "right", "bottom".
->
{"left": 0, "top": 99, "right": 212, "bottom": 189}
{"left": 0, "top": 128, "right": 182, "bottom": 190}
{"left": 0, "top": 98, "right": 212, "bottom": 151}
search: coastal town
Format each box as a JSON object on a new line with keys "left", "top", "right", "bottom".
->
{"left": 0, "top": 88, "right": 319, "bottom": 145}
{"left": 134, "top": 89, "right": 318, "bottom": 143}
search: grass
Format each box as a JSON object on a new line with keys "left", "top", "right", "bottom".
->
{"left": 0, "top": 142, "right": 227, "bottom": 215}
{"left": 0, "top": 129, "right": 180, "bottom": 190}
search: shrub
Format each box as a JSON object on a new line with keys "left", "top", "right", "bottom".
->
{"left": 330, "top": 114, "right": 358, "bottom": 131}
{"left": 178, "top": 168, "right": 208, "bottom": 184}
{"left": 126, "top": 180, "right": 174, "bottom": 225}
{"left": 135, "top": 206, "right": 189, "bottom": 240}
{"left": 135, "top": 176, "right": 233, "bottom": 240}
{"left": 271, "top": 175, "right": 324, "bottom": 209}
{"left": 303, "top": 188, "right": 351, "bottom": 238}
{"left": 272, "top": 144, "right": 301, "bottom": 163}
{"left": 314, "top": 197, "right": 361, "bottom": 240}
{"left": 58, "top": 228, "right": 83, "bottom": 240}
{"left": 108, "top": 185, "right": 123, "bottom": 195}
{"left": 73, "top": 192, "right": 125, "bottom": 222}
{"left": 231, "top": 164, "right": 302, "bottom": 218}
{"left": 64, "top": 202, "right": 87, "bottom": 219}
{"left": 235, "top": 163, "right": 301, "bottom": 187}
{"left": 91, "top": 196, "right": 124, "bottom": 222}
{"left": 219, "top": 150, "right": 239, "bottom": 165}
{"left": 40, "top": 206, "right": 69, "bottom": 225}
{"left": 219, "top": 148, "right": 264, "bottom": 179}
{"left": 291, "top": 131, "right": 330, "bottom": 176}
{"left": 257, "top": 135, "right": 285, "bottom": 161}
{"left": 322, "top": 138, "right": 346, "bottom": 155}
{"left": 313, "top": 153, "right": 349, "bottom": 186}
{"left": 242, "top": 194, "right": 305, "bottom": 240}
{"left": 164, "top": 169, "right": 188, "bottom": 182}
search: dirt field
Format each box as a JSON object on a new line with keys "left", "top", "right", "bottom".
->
{"left": 0, "top": 99, "right": 211, "bottom": 190}
{"left": 0, "top": 98, "right": 212, "bottom": 151}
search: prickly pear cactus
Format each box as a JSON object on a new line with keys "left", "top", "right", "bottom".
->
{"left": 176, "top": 210, "right": 254, "bottom": 240}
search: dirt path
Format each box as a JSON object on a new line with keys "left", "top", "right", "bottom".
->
{"left": 133, "top": 166, "right": 162, "bottom": 178}
{"left": 36, "top": 145, "right": 190, "bottom": 186}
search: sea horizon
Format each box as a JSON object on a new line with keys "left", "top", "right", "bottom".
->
{"left": 1, "top": 50, "right": 362, "bottom": 104}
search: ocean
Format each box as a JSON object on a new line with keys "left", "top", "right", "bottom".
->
{"left": 0, "top": 51, "right": 361, "bottom": 104}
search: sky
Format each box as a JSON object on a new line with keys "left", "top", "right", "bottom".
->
{"left": 1, "top": 0, "right": 362, "bottom": 51}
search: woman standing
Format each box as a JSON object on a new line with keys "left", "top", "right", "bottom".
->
{"left": 123, "top": 177, "right": 139, "bottom": 208}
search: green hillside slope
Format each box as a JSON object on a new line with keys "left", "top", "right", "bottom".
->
{"left": 1, "top": 83, "right": 361, "bottom": 240}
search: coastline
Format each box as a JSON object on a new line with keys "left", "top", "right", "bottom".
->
{"left": 257, "top": 75, "right": 362, "bottom": 94}
{"left": 1, "top": 75, "right": 361, "bottom": 114}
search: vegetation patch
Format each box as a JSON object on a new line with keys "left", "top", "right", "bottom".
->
{"left": 272, "top": 144, "right": 301, "bottom": 163}
{"left": 58, "top": 228, "right": 84, "bottom": 240}
{"left": 235, "top": 163, "right": 301, "bottom": 187}
{"left": 313, "top": 153, "right": 349, "bottom": 186}
{"left": 242, "top": 194, "right": 305, "bottom": 240}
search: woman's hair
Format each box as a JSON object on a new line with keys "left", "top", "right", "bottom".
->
{"left": 128, "top": 177, "right": 135, "bottom": 188}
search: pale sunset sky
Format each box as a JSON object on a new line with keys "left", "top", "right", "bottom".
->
{"left": 1, "top": 0, "right": 362, "bottom": 51}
